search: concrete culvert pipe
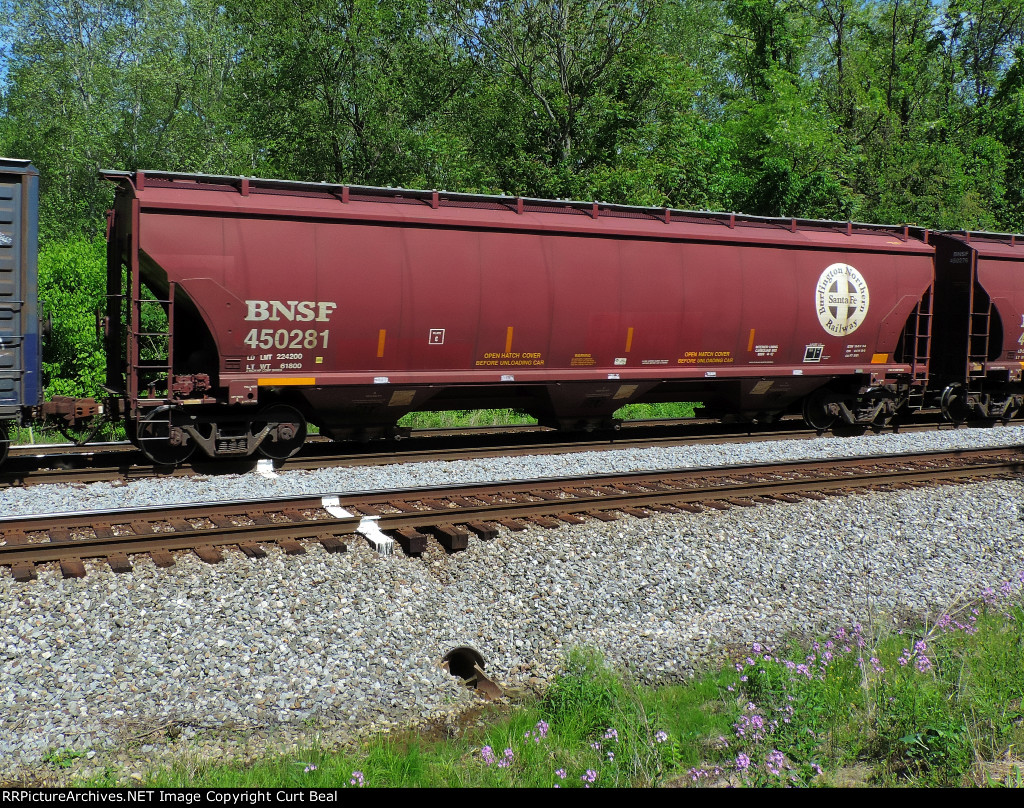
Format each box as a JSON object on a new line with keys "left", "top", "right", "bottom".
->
{"left": 441, "top": 646, "right": 486, "bottom": 681}
{"left": 441, "top": 646, "right": 503, "bottom": 700}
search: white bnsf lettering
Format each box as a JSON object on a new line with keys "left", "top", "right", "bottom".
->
{"left": 245, "top": 300, "right": 338, "bottom": 322}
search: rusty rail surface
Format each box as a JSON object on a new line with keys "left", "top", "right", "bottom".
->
{"left": 2, "top": 446, "right": 1022, "bottom": 581}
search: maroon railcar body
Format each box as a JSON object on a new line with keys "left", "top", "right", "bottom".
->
{"left": 103, "top": 170, "right": 936, "bottom": 461}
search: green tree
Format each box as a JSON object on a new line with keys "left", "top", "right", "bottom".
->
{"left": 37, "top": 238, "right": 106, "bottom": 399}
{"left": 0, "top": 0, "right": 240, "bottom": 238}
{"left": 225, "top": 0, "right": 475, "bottom": 188}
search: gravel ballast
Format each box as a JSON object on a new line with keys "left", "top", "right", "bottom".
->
{"left": 4, "top": 424, "right": 1024, "bottom": 517}
{"left": 2, "top": 426, "right": 1024, "bottom": 782}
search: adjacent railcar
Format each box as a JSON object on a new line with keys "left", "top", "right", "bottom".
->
{"left": 0, "top": 160, "right": 42, "bottom": 464}
{"left": 101, "top": 170, "right": 936, "bottom": 463}
{"left": 929, "top": 231, "right": 1024, "bottom": 422}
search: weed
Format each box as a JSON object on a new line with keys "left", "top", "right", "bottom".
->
{"left": 43, "top": 749, "right": 87, "bottom": 769}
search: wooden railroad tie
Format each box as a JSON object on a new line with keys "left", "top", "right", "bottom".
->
{"left": 277, "top": 538, "right": 306, "bottom": 555}
{"left": 11, "top": 562, "right": 36, "bottom": 582}
{"left": 526, "top": 516, "right": 562, "bottom": 528}
{"left": 150, "top": 549, "right": 175, "bottom": 568}
{"left": 317, "top": 534, "right": 348, "bottom": 554}
{"left": 464, "top": 521, "right": 498, "bottom": 540}
{"left": 193, "top": 545, "right": 223, "bottom": 564}
{"left": 386, "top": 500, "right": 421, "bottom": 513}
{"left": 60, "top": 558, "right": 86, "bottom": 579}
{"left": 106, "top": 553, "right": 132, "bottom": 574}
{"left": 432, "top": 524, "right": 469, "bottom": 552}
{"left": 2, "top": 529, "right": 28, "bottom": 545}
{"left": 392, "top": 527, "right": 429, "bottom": 555}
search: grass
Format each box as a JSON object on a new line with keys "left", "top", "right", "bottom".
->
{"left": 397, "top": 408, "right": 538, "bottom": 429}
{"left": 396, "top": 403, "right": 701, "bottom": 430}
{"left": 70, "top": 575, "right": 1024, "bottom": 789}
{"left": 7, "top": 422, "right": 126, "bottom": 445}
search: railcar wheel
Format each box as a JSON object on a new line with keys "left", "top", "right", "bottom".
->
{"left": 58, "top": 422, "right": 102, "bottom": 446}
{"left": 940, "top": 384, "right": 969, "bottom": 425}
{"left": 802, "top": 392, "right": 837, "bottom": 432}
{"left": 0, "top": 423, "right": 9, "bottom": 466}
{"left": 137, "top": 406, "right": 195, "bottom": 466}
{"left": 255, "top": 404, "right": 307, "bottom": 460}
{"left": 864, "top": 387, "right": 897, "bottom": 432}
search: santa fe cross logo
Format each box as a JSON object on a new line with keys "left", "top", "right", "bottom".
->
{"left": 816, "top": 263, "right": 869, "bottom": 337}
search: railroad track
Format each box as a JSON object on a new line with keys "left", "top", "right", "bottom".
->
{"left": 0, "top": 414, "right": 961, "bottom": 488}
{"left": 3, "top": 446, "right": 1021, "bottom": 581}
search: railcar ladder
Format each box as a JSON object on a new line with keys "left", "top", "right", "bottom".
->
{"left": 128, "top": 281, "right": 175, "bottom": 407}
{"left": 905, "top": 290, "right": 932, "bottom": 409}
{"left": 966, "top": 282, "right": 991, "bottom": 397}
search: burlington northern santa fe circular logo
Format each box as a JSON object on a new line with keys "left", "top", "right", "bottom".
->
{"left": 816, "top": 263, "right": 869, "bottom": 337}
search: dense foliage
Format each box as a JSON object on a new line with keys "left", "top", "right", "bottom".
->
{"left": 2, "top": 1, "right": 1023, "bottom": 397}
{"left": 3, "top": 0, "right": 1024, "bottom": 240}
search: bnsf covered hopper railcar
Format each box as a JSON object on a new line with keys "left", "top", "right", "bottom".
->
{"left": 101, "top": 170, "right": 938, "bottom": 463}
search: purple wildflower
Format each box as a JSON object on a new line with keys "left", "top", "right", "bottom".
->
{"left": 654, "top": 730, "right": 669, "bottom": 744}
{"left": 735, "top": 753, "right": 751, "bottom": 771}
{"left": 765, "top": 750, "right": 786, "bottom": 776}
{"left": 349, "top": 771, "right": 364, "bottom": 787}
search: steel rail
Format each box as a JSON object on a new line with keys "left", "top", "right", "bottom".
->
{"left": 2, "top": 446, "right": 1022, "bottom": 571}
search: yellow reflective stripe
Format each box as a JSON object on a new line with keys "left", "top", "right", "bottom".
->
{"left": 257, "top": 377, "right": 316, "bottom": 386}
